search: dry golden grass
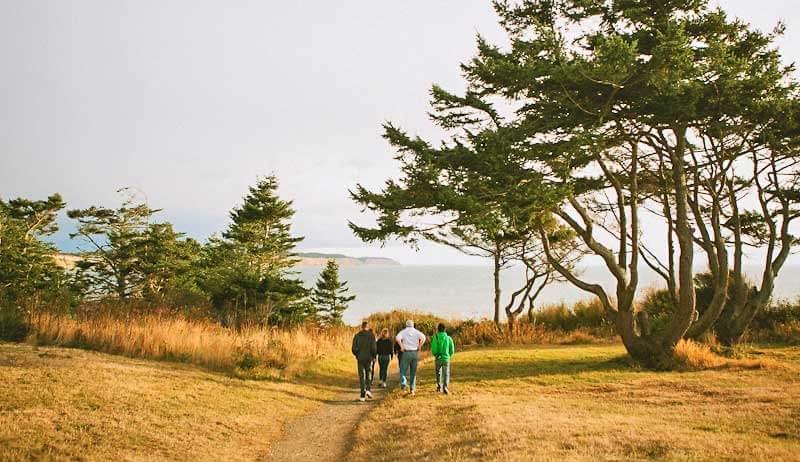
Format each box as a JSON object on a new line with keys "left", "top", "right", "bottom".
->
{"left": 0, "top": 342, "right": 353, "bottom": 461}
{"left": 672, "top": 339, "right": 778, "bottom": 371}
{"left": 349, "top": 344, "right": 800, "bottom": 462}
{"left": 455, "top": 320, "right": 608, "bottom": 346}
{"left": 28, "top": 313, "right": 354, "bottom": 378}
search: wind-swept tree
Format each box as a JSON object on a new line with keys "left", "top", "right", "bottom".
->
{"left": 354, "top": 0, "right": 798, "bottom": 366}
{"left": 68, "top": 189, "right": 198, "bottom": 302}
{"left": 311, "top": 259, "right": 355, "bottom": 326}
{"left": 351, "top": 86, "right": 579, "bottom": 327}
{"left": 68, "top": 189, "right": 157, "bottom": 299}
{"left": 457, "top": 0, "right": 798, "bottom": 365}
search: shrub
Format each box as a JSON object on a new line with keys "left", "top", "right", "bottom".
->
{"left": 672, "top": 339, "right": 726, "bottom": 370}
{"left": 364, "top": 309, "right": 448, "bottom": 339}
{"left": 752, "top": 299, "right": 800, "bottom": 330}
{"left": 0, "top": 303, "right": 27, "bottom": 341}
{"left": 531, "top": 298, "right": 609, "bottom": 332}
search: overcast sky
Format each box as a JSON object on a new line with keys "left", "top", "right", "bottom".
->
{"left": 1, "top": 1, "right": 798, "bottom": 265}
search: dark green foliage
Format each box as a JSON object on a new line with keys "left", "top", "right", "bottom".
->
{"left": 532, "top": 299, "right": 609, "bottom": 332}
{"left": 68, "top": 189, "right": 199, "bottom": 303}
{"left": 0, "top": 303, "right": 28, "bottom": 341}
{"left": 198, "top": 176, "right": 309, "bottom": 327}
{"left": 311, "top": 260, "right": 355, "bottom": 327}
{"left": 350, "top": 56, "right": 578, "bottom": 325}
{"left": 752, "top": 299, "right": 800, "bottom": 330}
{"left": 0, "top": 193, "right": 72, "bottom": 339}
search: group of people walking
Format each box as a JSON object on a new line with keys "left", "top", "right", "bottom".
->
{"left": 351, "top": 319, "right": 455, "bottom": 402}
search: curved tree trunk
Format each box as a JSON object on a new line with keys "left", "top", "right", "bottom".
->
{"left": 493, "top": 251, "right": 501, "bottom": 326}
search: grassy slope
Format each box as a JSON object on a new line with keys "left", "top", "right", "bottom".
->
{"left": 349, "top": 344, "right": 800, "bottom": 462}
{"left": 0, "top": 342, "right": 354, "bottom": 461}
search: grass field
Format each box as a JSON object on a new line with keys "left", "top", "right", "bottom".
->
{"left": 0, "top": 342, "right": 354, "bottom": 461}
{"left": 348, "top": 344, "right": 800, "bottom": 462}
{"left": 3, "top": 341, "right": 799, "bottom": 461}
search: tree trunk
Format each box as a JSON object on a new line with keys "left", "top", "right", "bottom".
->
{"left": 493, "top": 251, "right": 501, "bottom": 326}
{"left": 616, "top": 311, "right": 673, "bottom": 369}
{"left": 661, "top": 126, "right": 696, "bottom": 346}
{"left": 507, "top": 311, "right": 517, "bottom": 334}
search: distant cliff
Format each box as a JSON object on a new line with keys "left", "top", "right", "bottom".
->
{"left": 295, "top": 252, "right": 399, "bottom": 267}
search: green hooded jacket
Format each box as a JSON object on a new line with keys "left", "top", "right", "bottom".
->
{"left": 430, "top": 331, "right": 455, "bottom": 362}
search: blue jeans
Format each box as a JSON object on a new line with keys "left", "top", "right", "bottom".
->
{"left": 399, "top": 350, "right": 419, "bottom": 390}
{"left": 378, "top": 354, "right": 391, "bottom": 382}
{"left": 435, "top": 358, "right": 450, "bottom": 388}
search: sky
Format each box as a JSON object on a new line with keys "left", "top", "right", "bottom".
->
{"left": 1, "top": 0, "right": 799, "bottom": 265}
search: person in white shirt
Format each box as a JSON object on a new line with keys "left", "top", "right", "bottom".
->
{"left": 395, "top": 320, "right": 426, "bottom": 395}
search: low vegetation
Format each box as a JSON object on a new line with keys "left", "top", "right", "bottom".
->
{"left": 348, "top": 344, "right": 800, "bottom": 461}
{"left": 28, "top": 312, "right": 353, "bottom": 379}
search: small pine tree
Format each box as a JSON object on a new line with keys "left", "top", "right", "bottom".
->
{"left": 311, "top": 260, "right": 355, "bottom": 326}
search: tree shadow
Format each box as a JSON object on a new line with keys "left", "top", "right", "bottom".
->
{"left": 447, "top": 350, "right": 634, "bottom": 384}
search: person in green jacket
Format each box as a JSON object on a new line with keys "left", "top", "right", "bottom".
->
{"left": 430, "top": 323, "right": 455, "bottom": 394}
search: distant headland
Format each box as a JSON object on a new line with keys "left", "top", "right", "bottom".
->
{"left": 54, "top": 252, "right": 399, "bottom": 269}
{"left": 295, "top": 252, "right": 399, "bottom": 267}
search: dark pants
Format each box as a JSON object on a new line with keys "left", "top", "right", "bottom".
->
{"left": 370, "top": 359, "right": 375, "bottom": 386}
{"left": 378, "top": 354, "right": 391, "bottom": 382}
{"left": 357, "top": 358, "right": 372, "bottom": 398}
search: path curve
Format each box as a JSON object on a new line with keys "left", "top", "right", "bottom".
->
{"left": 269, "top": 378, "right": 392, "bottom": 461}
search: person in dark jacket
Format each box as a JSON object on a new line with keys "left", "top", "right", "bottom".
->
{"left": 352, "top": 321, "right": 377, "bottom": 402}
{"left": 376, "top": 328, "right": 394, "bottom": 387}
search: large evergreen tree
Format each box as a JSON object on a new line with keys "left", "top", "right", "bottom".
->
{"left": 311, "top": 259, "right": 355, "bottom": 326}
{"left": 224, "top": 176, "right": 302, "bottom": 275}
{"left": 199, "top": 176, "right": 310, "bottom": 327}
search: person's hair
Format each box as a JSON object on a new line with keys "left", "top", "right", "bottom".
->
{"left": 381, "top": 328, "right": 389, "bottom": 337}
{"left": 361, "top": 321, "right": 368, "bottom": 329}
{"left": 406, "top": 319, "right": 414, "bottom": 328}
{"left": 437, "top": 323, "right": 446, "bottom": 332}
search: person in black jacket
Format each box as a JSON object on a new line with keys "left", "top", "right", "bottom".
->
{"left": 376, "top": 328, "right": 393, "bottom": 387}
{"left": 351, "top": 321, "right": 377, "bottom": 402}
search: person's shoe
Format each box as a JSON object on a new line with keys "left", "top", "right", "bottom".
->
{"left": 381, "top": 381, "right": 387, "bottom": 388}
{"left": 366, "top": 390, "right": 374, "bottom": 399}
{"left": 410, "top": 390, "right": 416, "bottom": 396}
{"left": 400, "top": 385, "right": 407, "bottom": 391}
{"left": 359, "top": 397, "right": 366, "bottom": 402}
{"left": 443, "top": 387, "right": 449, "bottom": 395}
{"left": 436, "top": 384, "right": 442, "bottom": 393}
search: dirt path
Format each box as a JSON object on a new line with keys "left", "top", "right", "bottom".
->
{"left": 269, "top": 378, "right": 392, "bottom": 462}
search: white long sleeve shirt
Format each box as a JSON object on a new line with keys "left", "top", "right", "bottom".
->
{"left": 396, "top": 327, "right": 426, "bottom": 351}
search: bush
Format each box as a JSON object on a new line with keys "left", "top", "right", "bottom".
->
{"left": 0, "top": 303, "right": 28, "bottom": 341}
{"left": 637, "top": 287, "right": 675, "bottom": 334}
{"left": 364, "top": 310, "right": 448, "bottom": 339}
{"left": 752, "top": 299, "right": 800, "bottom": 330}
{"left": 531, "top": 298, "right": 608, "bottom": 332}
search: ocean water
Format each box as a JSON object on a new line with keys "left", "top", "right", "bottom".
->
{"left": 296, "top": 265, "right": 800, "bottom": 325}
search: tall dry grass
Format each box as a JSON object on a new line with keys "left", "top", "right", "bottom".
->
{"left": 672, "top": 339, "right": 775, "bottom": 371}
{"left": 455, "top": 319, "right": 606, "bottom": 346}
{"left": 28, "top": 313, "right": 353, "bottom": 377}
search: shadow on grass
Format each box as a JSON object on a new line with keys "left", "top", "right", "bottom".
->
{"left": 448, "top": 351, "right": 633, "bottom": 384}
